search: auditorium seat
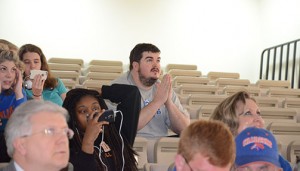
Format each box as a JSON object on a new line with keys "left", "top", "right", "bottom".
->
{"left": 282, "top": 98, "right": 300, "bottom": 122}
{"left": 198, "top": 105, "right": 217, "bottom": 120}
{"left": 82, "top": 80, "right": 110, "bottom": 90}
{"left": 177, "top": 94, "right": 190, "bottom": 106}
{"left": 255, "top": 96, "right": 282, "bottom": 108}
{"left": 177, "top": 84, "right": 219, "bottom": 96}
{"left": 260, "top": 107, "right": 298, "bottom": 126}
{"left": 222, "top": 85, "right": 261, "bottom": 96}
{"left": 85, "top": 72, "right": 121, "bottom": 81}
{"left": 283, "top": 97, "right": 300, "bottom": 109}
{"left": 48, "top": 63, "right": 82, "bottom": 73}
{"left": 133, "top": 137, "right": 148, "bottom": 171}
{"left": 207, "top": 71, "right": 240, "bottom": 80}
{"left": 89, "top": 59, "right": 123, "bottom": 66}
{"left": 188, "top": 94, "right": 228, "bottom": 106}
{"left": 214, "top": 78, "right": 250, "bottom": 87}
{"left": 51, "top": 71, "right": 79, "bottom": 84}
{"left": 185, "top": 105, "right": 201, "bottom": 119}
{"left": 266, "top": 122, "right": 300, "bottom": 159}
{"left": 83, "top": 65, "right": 123, "bottom": 75}
{"left": 48, "top": 57, "right": 84, "bottom": 67}
{"left": 172, "top": 76, "right": 209, "bottom": 88}
{"left": 287, "top": 140, "right": 300, "bottom": 164}
{"left": 168, "top": 69, "right": 201, "bottom": 78}
{"left": 143, "top": 163, "right": 169, "bottom": 171}
{"left": 165, "top": 64, "right": 197, "bottom": 72}
{"left": 267, "top": 88, "right": 300, "bottom": 98}
{"left": 61, "top": 79, "right": 77, "bottom": 90}
{"left": 256, "top": 80, "right": 291, "bottom": 89}
{"left": 154, "top": 137, "right": 179, "bottom": 165}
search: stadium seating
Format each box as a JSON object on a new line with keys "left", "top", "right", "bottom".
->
{"left": 267, "top": 88, "right": 300, "bottom": 98}
{"left": 143, "top": 163, "right": 169, "bottom": 171}
{"left": 48, "top": 63, "right": 81, "bottom": 73}
{"left": 215, "top": 78, "right": 250, "bottom": 87}
{"left": 48, "top": 57, "right": 84, "bottom": 66}
{"left": 84, "top": 72, "right": 120, "bottom": 82}
{"left": 267, "top": 122, "right": 300, "bottom": 160}
{"left": 44, "top": 58, "right": 300, "bottom": 167}
{"left": 256, "top": 80, "right": 291, "bottom": 89}
{"left": 221, "top": 85, "right": 261, "bottom": 96}
{"left": 287, "top": 140, "right": 300, "bottom": 164}
{"left": 83, "top": 65, "right": 123, "bottom": 75}
{"left": 177, "top": 84, "right": 219, "bottom": 96}
{"left": 283, "top": 97, "right": 300, "bottom": 109}
{"left": 165, "top": 64, "right": 197, "bottom": 72}
{"left": 168, "top": 69, "right": 202, "bottom": 78}
{"left": 260, "top": 107, "right": 298, "bottom": 126}
{"left": 172, "top": 76, "right": 210, "bottom": 88}
{"left": 133, "top": 137, "right": 148, "bottom": 170}
{"left": 198, "top": 105, "right": 217, "bottom": 120}
{"left": 153, "top": 137, "right": 179, "bottom": 165}
{"left": 89, "top": 59, "right": 123, "bottom": 66}
{"left": 188, "top": 94, "right": 228, "bottom": 106}
{"left": 207, "top": 71, "right": 240, "bottom": 80}
{"left": 51, "top": 70, "right": 80, "bottom": 84}
{"left": 254, "top": 96, "right": 282, "bottom": 108}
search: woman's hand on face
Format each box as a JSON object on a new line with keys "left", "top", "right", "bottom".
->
{"left": 31, "top": 74, "right": 44, "bottom": 97}
{"left": 82, "top": 110, "right": 109, "bottom": 148}
{"left": 14, "top": 68, "right": 24, "bottom": 99}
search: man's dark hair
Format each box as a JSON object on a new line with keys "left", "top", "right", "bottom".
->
{"left": 129, "top": 43, "right": 160, "bottom": 70}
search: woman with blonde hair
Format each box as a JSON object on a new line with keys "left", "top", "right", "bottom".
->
{"left": 0, "top": 50, "right": 26, "bottom": 162}
{"left": 210, "top": 91, "right": 292, "bottom": 171}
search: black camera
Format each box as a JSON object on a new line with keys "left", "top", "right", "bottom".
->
{"left": 98, "top": 110, "right": 116, "bottom": 123}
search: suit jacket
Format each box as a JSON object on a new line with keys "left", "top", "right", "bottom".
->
{"left": 0, "top": 161, "right": 16, "bottom": 171}
{"left": 0, "top": 161, "right": 73, "bottom": 171}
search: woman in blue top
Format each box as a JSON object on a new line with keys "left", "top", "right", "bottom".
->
{"left": 0, "top": 49, "right": 27, "bottom": 162}
{"left": 18, "top": 44, "right": 67, "bottom": 106}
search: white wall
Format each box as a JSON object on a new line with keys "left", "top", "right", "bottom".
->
{"left": 0, "top": 0, "right": 299, "bottom": 83}
{"left": 259, "top": 0, "right": 300, "bottom": 47}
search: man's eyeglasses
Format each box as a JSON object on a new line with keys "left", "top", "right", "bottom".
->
{"left": 183, "top": 156, "right": 194, "bottom": 171}
{"left": 23, "top": 127, "right": 74, "bottom": 139}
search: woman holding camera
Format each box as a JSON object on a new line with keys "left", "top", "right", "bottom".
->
{"left": 63, "top": 84, "right": 140, "bottom": 171}
{"left": 18, "top": 44, "right": 67, "bottom": 106}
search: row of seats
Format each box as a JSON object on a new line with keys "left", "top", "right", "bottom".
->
{"left": 47, "top": 57, "right": 294, "bottom": 90}
{"left": 133, "top": 122, "right": 300, "bottom": 171}
{"left": 48, "top": 58, "right": 124, "bottom": 89}
{"left": 47, "top": 58, "right": 300, "bottom": 170}
{"left": 179, "top": 94, "right": 300, "bottom": 108}
{"left": 133, "top": 137, "right": 179, "bottom": 171}
{"left": 174, "top": 82, "right": 300, "bottom": 96}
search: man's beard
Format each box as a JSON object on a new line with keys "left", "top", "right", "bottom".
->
{"left": 138, "top": 69, "right": 158, "bottom": 87}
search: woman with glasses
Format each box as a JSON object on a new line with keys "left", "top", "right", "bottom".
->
{"left": 63, "top": 84, "right": 140, "bottom": 171}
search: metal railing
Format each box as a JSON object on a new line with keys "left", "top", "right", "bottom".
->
{"left": 259, "top": 39, "right": 300, "bottom": 89}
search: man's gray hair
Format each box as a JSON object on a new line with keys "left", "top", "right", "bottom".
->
{"left": 5, "top": 100, "right": 69, "bottom": 157}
